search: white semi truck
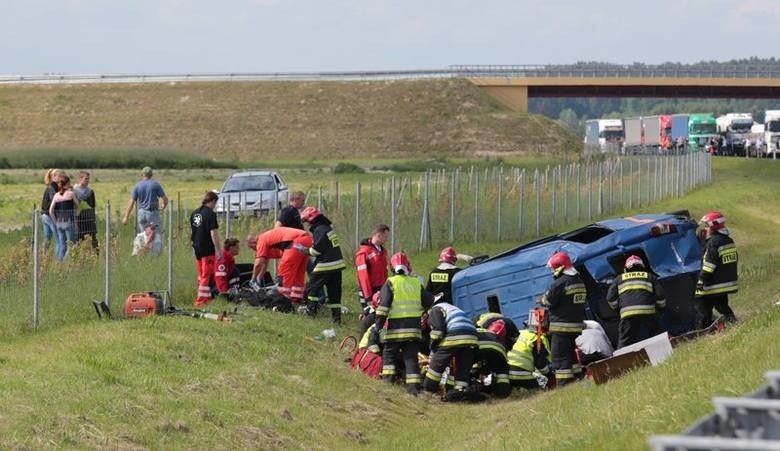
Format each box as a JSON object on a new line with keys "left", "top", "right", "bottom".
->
{"left": 716, "top": 113, "right": 754, "bottom": 155}
{"left": 764, "top": 110, "right": 780, "bottom": 155}
{"left": 584, "top": 119, "right": 624, "bottom": 152}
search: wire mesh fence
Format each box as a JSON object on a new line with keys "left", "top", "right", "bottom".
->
{"left": 4, "top": 151, "right": 712, "bottom": 336}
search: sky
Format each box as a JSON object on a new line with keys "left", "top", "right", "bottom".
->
{"left": 2, "top": 0, "right": 778, "bottom": 75}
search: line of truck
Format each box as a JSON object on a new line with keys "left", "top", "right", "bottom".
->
{"left": 584, "top": 110, "right": 780, "bottom": 156}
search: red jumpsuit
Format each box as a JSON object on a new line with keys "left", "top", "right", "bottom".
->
{"left": 214, "top": 248, "right": 238, "bottom": 294}
{"left": 256, "top": 227, "right": 313, "bottom": 302}
{"left": 354, "top": 239, "right": 389, "bottom": 304}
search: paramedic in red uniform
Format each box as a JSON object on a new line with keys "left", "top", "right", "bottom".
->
{"left": 250, "top": 226, "right": 313, "bottom": 303}
{"left": 215, "top": 238, "right": 241, "bottom": 297}
{"left": 355, "top": 224, "right": 390, "bottom": 309}
{"left": 190, "top": 192, "right": 221, "bottom": 307}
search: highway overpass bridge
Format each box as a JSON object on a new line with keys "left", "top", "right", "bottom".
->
{"left": 458, "top": 65, "right": 780, "bottom": 112}
{"left": 3, "top": 64, "right": 780, "bottom": 113}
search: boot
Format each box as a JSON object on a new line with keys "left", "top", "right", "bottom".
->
{"left": 406, "top": 384, "right": 420, "bottom": 396}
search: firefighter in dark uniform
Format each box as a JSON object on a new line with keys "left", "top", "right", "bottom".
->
{"left": 297, "top": 207, "right": 346, "bottom": 323}
{"left": 606, "top": 255, "right": 666, "bottom": 349}
{"left": 695, "top": 211, "right": 738, "bottom": 328}
{"left": 475, "top": 312, "right": 521, "bottom": 351}
{"left": 426, "top": 247, "right": 462, "bottom": 303}
{"left": 423, "top": 298, "right": 478, "bottom": 401}
{"left": 538, "top": 251, "right": 587, "bottom": 386}
{"left": 472, "top": 328, "right": 512, "bottom": 398}
{"left": 375, "top": 252, "right": 434, "bottom": 395}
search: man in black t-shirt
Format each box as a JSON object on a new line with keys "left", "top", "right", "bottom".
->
{"left": 275, "top": 191, "right": 305, "bottom": 230}
{"left": 191, "top": 191, "right": 221, "bottom": 307}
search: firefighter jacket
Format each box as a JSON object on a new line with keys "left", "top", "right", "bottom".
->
{"left": 539, "top": 272, "right": 587, "bottom": 334}
{"left": 606, "top": 270, "right": 665, "bottom": 319}
{"left": 355, "top": 239, "right": 388, "bottom": 299}
{"left": 214, "top": 249, "right": 238, "bottom": 293}
{"left": 426, "top": 263, "right": 461, "bottom": 303}
{"left": 308, "top": 218, "right": 345, "bottom": 273}
{"left": 476, "top": 329, "right": 508, "bottom": 359}
{"left": 359, "top": 324, "right": 381, "bottom": 354}
{"left": 375, "top": 274, "right": 433, "bottom": 342}
{"left": 428, "top": 302, "right": 478, "bottom": 349}
{"left": 475, "top": 313, "right": 521, "bottom": 350}
{"left": 696, "top": 232, "right": 738, "bottom": 297}
{"left": 508, "top": 329, "right": 551, "bottom": 380}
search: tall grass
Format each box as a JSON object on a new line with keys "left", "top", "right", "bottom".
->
{"left": 0, "top": 148, "right": 236, "bottom": 169}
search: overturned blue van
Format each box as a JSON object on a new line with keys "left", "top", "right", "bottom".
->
{"left": 451, "top": 211, "right": 702, "bottom": 344}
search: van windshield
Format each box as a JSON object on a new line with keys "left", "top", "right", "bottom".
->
{"left": 559, "top": 225, "right": 614, "bottom": 244}
{"left": 222, "top": 175, "right": 275, "bottom": 192}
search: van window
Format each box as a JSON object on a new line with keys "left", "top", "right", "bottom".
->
{"left": 559, "top": 225, "right": 614, "bottom": 244}
{"left": 486, "top": 295, "right": 501, "bottom": 314}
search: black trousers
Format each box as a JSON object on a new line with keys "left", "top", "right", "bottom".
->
{"left": 382, "top": 340, "right": 421, "bottom": 386}
{"left": 695, "top": 294, "right": 735, "bottom": 329}
{"left": 305, "top": 270, "right": 343, "bottom": 322}
{"left": 617, "top": 314, "right": 662, "bottom": 349}
{"left": 550, "top": 332, "right": 580, "bottom": 383}
{"left": 76, "top": 210, "right": 98, "bottom": 250}
{"left": 423, "top": 346, "right": 474, "bottom": 393}
{"left": 474, "top": 348, "right": 511, "bottom": 397}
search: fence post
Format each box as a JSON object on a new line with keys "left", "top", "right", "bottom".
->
{"left": 563, "top": 164, "right": 569, "bottom": 223}
{"left": 450, "top": 170, "right": 456, "bottom": 242}
{"left": 551, "top": 165, "right": 556, "bottom": 229}
{"left": 355, "top": 181, "right": 361, "bottom": 250}
{"left": 519, "top": 169, "right": 525, "bottom": 235}
{"left": 637, "top": 157, "right": 642, "bottom": 207}
{"left": 598, "top": 162, "right": 604, "bottom": 216}
{"left": 32, "top": 208, "right": 40, "bottom": 328}
{"left": 225, "top": 195, "right": 231, "bottom": 239}
{"left": 318, "top": 185, "right": 323, "bottom": 210}
{"left": 535, "top": 169, "right": 540, "bottom": 237}
{"left": 587, "top": 163, "right": 593, "bottom": 221}
{"left": 497, "top": 166, "right": 503, "bottom": 241}
{"left": 390, "top": 176, "right": 396, "bottom": 254}
{"left": 336, "top": 181, "right": 341, "bottom": 211}
{"left": 420, "top": 172, "right": 431, "bottom": 250}
{"left": 167, "top": 200, "right": 174, "bottom": 302}
{"left": 629, "top": 159, "right": 634, "bottom": 209}
{"left": 177, "top": 191, "right": 182, "bottom": 238}
{"left": 104, "top": 202, "right": 111, "bottom": 308}
{"left": 576, "top": 164, "right": 581, "bottom": 221}
{"left": 474, "top": 171, "right": 480, "bottom": 243}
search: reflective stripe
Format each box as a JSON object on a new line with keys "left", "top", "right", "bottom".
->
{"left": 440, "top": 335, "right": 479, "bottom": 347}
{"left": 477, "top": 340, "right": 507, "bottom": 357}
{"left": 618, "top": 281, "right": 654, "bottom": 294}
{"left": 509, "top": 369, "right": 534, "bottom": 380}
{"left": 454, "top": 380, "right": 468, "bottom": 388}
{"left": 384, "top": 328, "right": 422, "bottom": 340}
{"left": 430, "top": 330, "right": 443, "bottom": 340}
{"left": 215, "top": 271, "right": 227, "bottom": 277}
{"left": 313, "top": 259, "right": 346, "bottom": 272}
{"left": 356, "top": 264, "right": 367, "bottom": 271}
{"left": 375, "top": 306, "right": 389, "bottom": 316}
{"left": 496, "top": 374, "right": 509, "bottom": 384}
{"left": 656, "top": 299, "right": 666, "bottom": 308}
{"left": 564, "top": 284, "right": 587, "bottom": 295}
{"left": 619, "top": 305, "right": 656, "bottom": 318}
{"left": 406, "top": 374, "right": 421, "bottom": 384}
{"left": 549, "top": 322, "right": 584, "bottom": 333}
{"left": 696, "top": 280, "right": 738, "bottom": 296}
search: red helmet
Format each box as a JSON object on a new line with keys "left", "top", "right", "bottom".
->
{"left": 371, "top": 291, "right": 381, "bottom": 310}
{"left": 700, "top": 211, "right": 726, "bottom": 231}
{"left": 547, "top": 251, "right": 573, "bottom": 272}
{"left": 624, "top": 254, "right": 644, "bottom": 270}
{"left": 439, "top": 246, "right": 457, "bottom": 264}
{"left": 487, "top": 319, "right": 507, "bottom": 341}
{"left": 390, "top": 252, "right": 411, "bottom": 275}
{"left": 300, "top": 206, "right": 321, "bottom": 223}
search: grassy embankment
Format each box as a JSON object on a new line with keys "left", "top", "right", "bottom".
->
{"left": 0, "top": 158, "right": 778, "bottom": 449}
{"left": 0, "top": 79, "right": 580, "bottom": 162}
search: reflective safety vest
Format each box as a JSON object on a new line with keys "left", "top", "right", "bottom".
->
{"left": 429, "top": 302, "right": 478, "bottom": 348}
{"left": 359, "top": 324, "right": 381, "bottom": 354}
{"left": 378, "top": 275, "right": 424, "bottom": 342}
{"left": 508, "top": 329, "right": 550, "bottom": 380}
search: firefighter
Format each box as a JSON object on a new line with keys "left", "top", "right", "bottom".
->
{"left": 375, "top": 252, "right": 434, "bottom": 395}
{"left": 249, "top": 226, "right": 313, "bottom": 304}
{"left": 538, "top": 251, "right": 587, "bottom": 386}
{"left": 606, "top": 254, "right": 666, "bottom": 349}
{"left": 475, "top": 312, "right": 521, "bottom": 351}
{"left": 190, "top": 192, "right": 221, "bottom": 307}
{"left": 215, "top": 238, "right": 241, "bottom": 299}
{"left": 297, "top": 207, "right": 346, "bottom": 323}
{"left": 423, "top": 296, "right": 478, "bottom": 400}
{"left": 471, "top": 328, "right": 511, "bottom": 398}
{"left": 508, "top": 323, "right": 551, "bottom": 391}
{"left": 695, "top": 211, "right": 738, "bottom": 328}
{"left": 426, "top": 246, "right": 462, "bottom": 303}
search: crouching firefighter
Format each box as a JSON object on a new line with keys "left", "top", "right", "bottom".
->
{"left": 471, "top": 327, "right": 512, "bottom": 398}
{"left": 606, "top": 254, "right": 666, "bottom": 349}
{"left": 423, "top": 297, "right": 478, "bottom": 400}
{"left": 508, "top": 311, "right": 552, "bottom": 390}
{"left": 298, "top": 207, "right": 346, "bottom": 323}
{"left": 375, "top": 252, "right": 434, "bottom": 395}
{"left": 539, "top": 251, "right": 587, "bottom": 386}
{"left": 475, "top": 312, "right": 521, "bottom": 351}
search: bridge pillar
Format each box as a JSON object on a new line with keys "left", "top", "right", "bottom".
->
{"left": 478, "top": 85, "right": 528, "bottom": 112}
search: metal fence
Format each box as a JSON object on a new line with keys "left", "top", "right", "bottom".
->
{"left": 4, "top": 152, "right": 714, "bottom": 335}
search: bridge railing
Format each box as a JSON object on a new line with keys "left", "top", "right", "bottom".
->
{"left": 2, "top": 64, "right": 780, "bottom": 85}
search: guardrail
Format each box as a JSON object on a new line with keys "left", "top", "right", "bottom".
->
{"left": 2, "top": 65, "right": 780, "bottom": 85}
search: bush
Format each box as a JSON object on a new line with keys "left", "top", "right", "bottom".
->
{"left": 332, "top": 162, "right": 365, "bottom": 174}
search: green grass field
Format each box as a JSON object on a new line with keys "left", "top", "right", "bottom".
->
{"left": 0, "top": 158, "right": 778, "bottom": 449}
